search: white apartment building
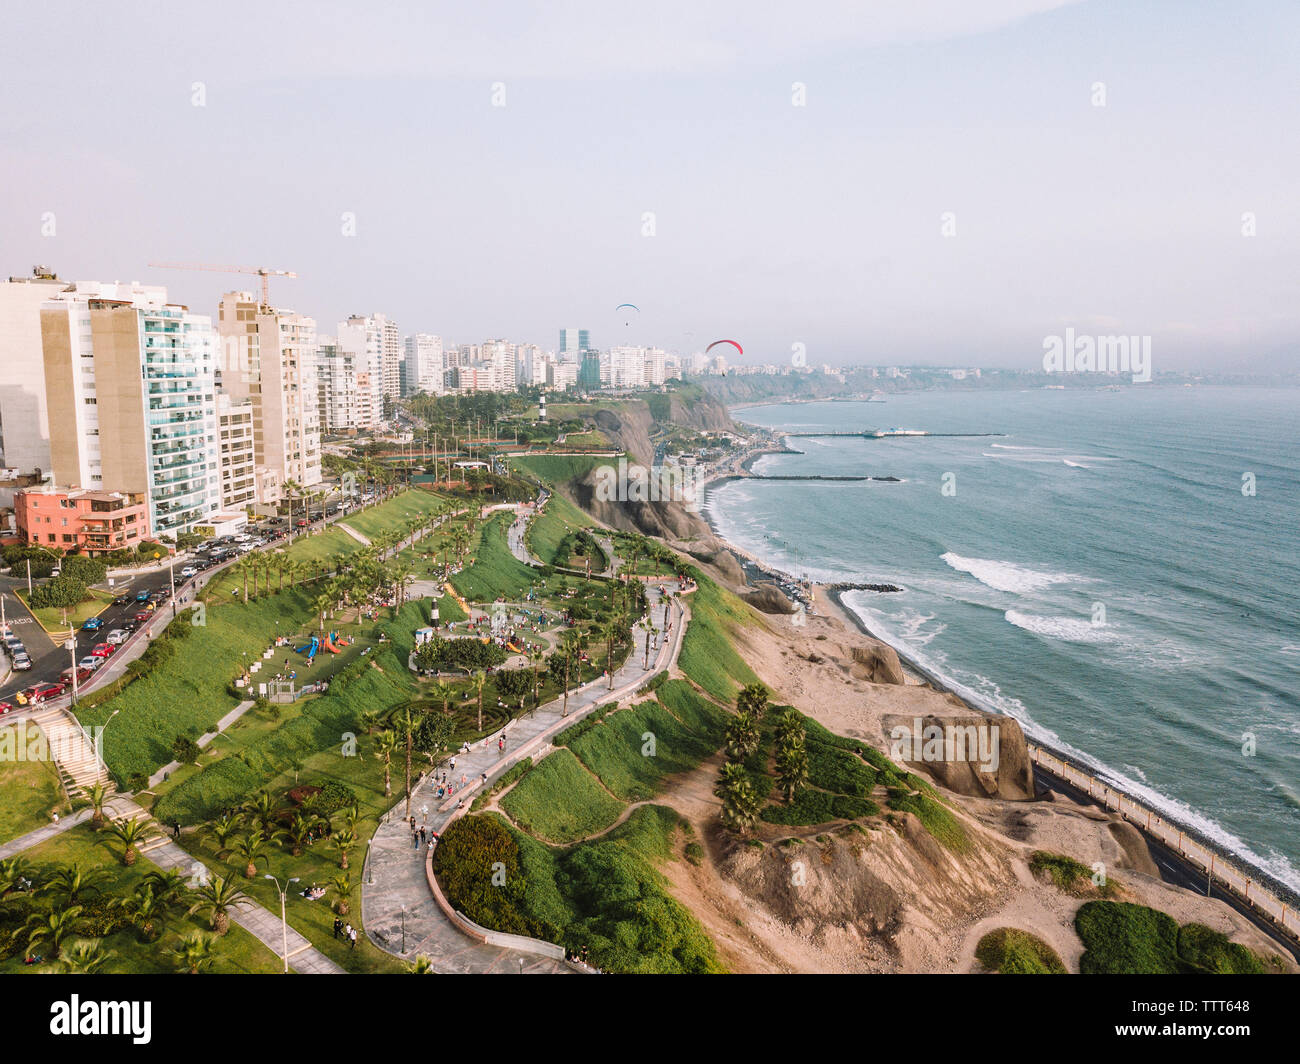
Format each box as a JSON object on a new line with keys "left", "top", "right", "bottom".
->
{"left": 336, "top": 315, "right": 387, "bottom": 429}
{"left": 609, "top": 346, "right": 647, "bottom": 388}
{"left": 216, "top": 292, "right": 321, "bottom": 498}
{"left": 40, "top": 281, "right": 221, "bottom": 539}
{"left": 404, "top": 333, "right": 444, "bottom": 395}
{"left": 547, "top": 361, "right": 578, "bottom": 390}
{"left": 378, "top": 313, "right": 401, "bottom": 407}
{"left": 316, "top": 340, "right": 361, "bottom": 433}
{"left": 0, "top": 268, "right": 68, "bottom": 477}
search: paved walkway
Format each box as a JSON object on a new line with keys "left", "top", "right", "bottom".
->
{"left": 337, "top": 523, "right": 370, "bottom": 546}
{"left": 361, "top": 584, "right": 689, "bottom": 971}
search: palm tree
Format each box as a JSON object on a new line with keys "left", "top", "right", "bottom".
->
{"left": 87, "top": 781, "right": 108, "bottom": 830}
{"left": 375, "top": 730, "right": 398, "bottom": 797}
{"left": 601, "top": 617, "right": 621, "bottom": 689}
{"left": 408, "top": 955, "right": 434, "bottom": 974}
{"left": 286, "top": 812, "right": 320, "bottom": 857}
{"left": 774, "top": 724, "right": 809, "bottom": 802}
{"left": 106, "top": 816, "right": 151, "bottom": 866}
{"left": 235, "top": 558, "right": 250, "bottom": 603}
{"left": 0, "top": 857, "right": 30, "bottom": 898}
{"left": 230, "top": 829, "right": 277, "bottom": 878}
{"left": 331, "top": 829, "right": 357, "bottom": 870}
{"left": 240, "top": 790, "right": 278, "bottom": 833}
{"left": 140, "top": 867, "right": 187, "bottom": 908}
{"left": 359, "top": 708, "right": 383, "bottom": 736}
{"left": 473, "top": 669, "right": 487, "bottom": 733}
{"left": 736, "top": 682, "right": 770, "bottom": 721}
{"left": 331, "top": 873, "right": 352, "bottom": 916}
{"left": 204, "top": 811, "right": 244, "bottom": 858}
{"left": 118, "top": 884, "right": 169, "bottom": 943}
{"left": 558, "top": 632, "right": 582, "bottom": 717}
{"left": 57, "top": 939, "right": 114, "bottom": 974}
{"left": 170, "top": 931, "right": 216, "bottom": 974}
{"left": 394, "top": 705, "right": 417, "bottom": 819}
{"left": 41, "top": 864, "right": 107, "bottom": 910}
{"left": 528, "top": 649, "right": 545, "bottom": 711}
{"left": 725, "top": 711, "right": 761, "bottom": 761}
{"left": 25, "top": 906, "right": 82, "bottom": 960}
{"left": 187, "top": 874, "right": 248, "bottom": 936}
{"left": 714, "top": 763, "right": 762, "bottom": 836}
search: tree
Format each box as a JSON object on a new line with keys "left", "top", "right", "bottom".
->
{"left": 106, "top": 816, "right": 152, "bottom": 866}
{"left": 87, "top": 781, "right": 108, "bottom": 830}
{"left": 736, "top": 682, "right": 770, "bottom": 720}
{"left": 408, "top": 955, "right": 434, "bottom": 974}
{"left": 0, "top": 857, "right": 31, "bottom": 898}
{"left": 601, "top": 616, "right": 621, "bottom": 689}
{"left": 332, "top": 829, "right": 357, "bottom": 870}
{"left": 170, "top": 931, "right": 216, "bottom": 974}
{"left": 331, "top": 873, "right": 352, "bottom": 916}
{"left": 495, "top": 668, "right": 530, "bottom": 711}
{"left": 171, "top": 735, "right": 200, "bottom": 765}
{"left": 473, "top": 669, "right": 487, "bottom": 733}
{"left": 41, "top": 863, "right": 107, "bottom": 910}
{"left": 774, "top": 711, "right": 809, "bottom": 802}
{"left": 725, "top": 711, "right": 761, "bottom": 761}
{"left": 287, "top": 812, "right": 320, "bottom": 857}
{"left": 240, "top": 790, "right": 279, "bottom": 833}
{"left": 188, "top": 874, "right": 248, "bottom": 936}
{"left": 57, "top": 939, "right": 114, "bottom": 974}
{"left": 231, "top": 829, "right": 277, "bottom": 878}
{"left": 118, "top": 884, "right": 171, "bottom": 943}
{"left": 25, "top": 906, "right": 83, "bottom": 960}
{"left": 375, "top": 730, "right": 398, "bottom": 798}
{"left": 394, "top": 705, "right": 418, "bottom": 819}
{"left": 204, "top": 811, "right": 244, "bottom": 859}
{"left": 714, "top": 763, "right": 762, "bottom": 836}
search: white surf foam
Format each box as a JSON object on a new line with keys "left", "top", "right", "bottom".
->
{"left": 941, "top": 553, "right": 1083, "bottom": 595}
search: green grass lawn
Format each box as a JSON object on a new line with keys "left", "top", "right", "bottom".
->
{"left": 526, "top": 491, "right": 595, "bottom": 566}
{"left": 450, "top": 512, "right": 539, "bottom": 602}
{"left": 17, "top": 586, "right": 115, "bottom": 633}
{"left": 565, "top": 699, "right": 720, "bottom": 802}
{"left": 343, "top": 489, "right": 449, "bottom": 542}
{"left": 0, "top": 724, "right": 70, "bottom": 844}
{"left": 677, "top": 571, "right": 763, "bottom": 701}
{"left": 499, "top": 748, "right": 624, "bottom": 843}
{"left": 508, "top": 454, "right": 614, "bottom": 486}
{"left": 205, "top": 529, "right": 363, "bottom": 600}
{"left": 0, "top": 822, "right": 281, "bottom": 974}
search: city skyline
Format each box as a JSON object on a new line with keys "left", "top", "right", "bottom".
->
{"left": 2, "top": 1, "right": 1297, "bottom": 373}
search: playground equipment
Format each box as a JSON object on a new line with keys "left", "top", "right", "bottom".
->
{"left": 296, "top": 635, "right": 321, "bottom": 661}
{"left": 506, "top": 641, "right": 523, "bottom": 653}
{"left": 323, "top": 631, "right": 350, "bottom": 653}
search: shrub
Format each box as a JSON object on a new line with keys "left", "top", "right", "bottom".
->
{"left": 975, "top": 928, "right": 1067, "bottom": 974}
{"left": 171, "top": 737, "right": 200, "bottom": 765}
{"left": 1075, "top": 901, "right": 1181, "bottom": 974}
{"left": 29, "top": 575, "right": 88, "bottom": 610}
{"left": 300, "top": 779, "right": 357, "bottom": 818}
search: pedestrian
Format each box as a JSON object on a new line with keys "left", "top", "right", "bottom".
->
{"left": 173, "top": 820, "right": 181, "bottom": 840}
{"left": 480, "top": 771, "right": 487, "bottom": 786}
{"left": 348, "top": 926, "right": 357, "bottom": 949}
{"left": 412, "top": 829, "right": 419, "bottom": 850}
{"left": 420, "top": 826, "right": 427, "bottom": 845}
{"left": 333, "top": 917, "right": 342, "bottom": 939}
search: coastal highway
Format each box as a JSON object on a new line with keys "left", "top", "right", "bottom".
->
{"left": 1034, "top": 765, "right": 1300, "bottom": 963}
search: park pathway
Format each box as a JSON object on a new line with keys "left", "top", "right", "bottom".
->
{"left": 361, "top": 583, "right": 690, "bottom": 972}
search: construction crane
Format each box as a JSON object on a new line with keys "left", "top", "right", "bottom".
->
{"left": 148, "top": 262, "right": 297, "bottom": 306}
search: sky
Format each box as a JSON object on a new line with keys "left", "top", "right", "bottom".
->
{"left": 2, "top": 0, "right": 1297, "bottom": 372}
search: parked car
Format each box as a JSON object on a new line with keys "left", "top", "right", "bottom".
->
{"left": 91, "top": 642, "right": 116, "bottom": 658}
{"left": 296, "top": 518, "right": 309, "bottom": 527}
{"left": 3, "top": 635, "right": 24, "bottom": 654}
{"left": 81, "top": 616, "right": 104, "bottom": 631}
{"left": 135, "top": 590, "right": 152, "bottom": 602}
{"left": 77, "top": 656, "right": 101, "bottom": 672}
{"left": 60, "top": 666, "right": 95, "bottom": 686}
{"left": 12, "top": 653, "right": 33, "bottom": 671}
{"left": 114, "top": 595, "right": 133, "bottom": 607}
{"left": 180, "top": 566, "right": 197, "bottom": 578}
{"left": 19, "top": 682, "right": 66, "bottom": 704}
{"left": 0, "top": 701, "right": 13, "bottom": 715}
{"left": 133, "top": 611, "right": 151, "bottom": 623}
{"left": 233, "top": 533, "right": 251, "bottom": 543}
{"left": 106, "top": 629, "right": 129, "bottom": 645}
{"left": 121, "top": 619, "right": 140, "bottom": 633}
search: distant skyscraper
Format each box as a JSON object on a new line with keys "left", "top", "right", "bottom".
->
{"left": 559, "top": 328, "right": 590, "bottom": 356}
{"left": 404, "top": 334, "right": 444, "bottom": 395}
{"left": 336, "top": 315, "right": 387, "bottom": 429}
{"left": 0, "top": 267, "right": 67, "bottom": 476}
{"left": 578, "top": 351, "right": 602, "bottom": 392}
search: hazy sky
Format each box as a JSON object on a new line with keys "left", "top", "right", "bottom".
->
{"left": 2, "top": 1, "right": 1297, "bottom": 372}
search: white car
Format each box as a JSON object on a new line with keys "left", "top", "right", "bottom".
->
{"left": 233, "top": 533, "right": 252, "bottom": 543}
{"left": 77, "top": 656, "right": 101, "bottom": 672}
{"left": 12, "top": 653, "right": 33, "bottom": 671}
{"left": 180, "top": 566, "right": 197, "bottom": 578}
{"left": 106, "top": 629, "right": 129, "bottom": 645}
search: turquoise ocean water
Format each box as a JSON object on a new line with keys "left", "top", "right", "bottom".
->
{"left": 705, "top": 387, "right": 1300, "bottom": 893}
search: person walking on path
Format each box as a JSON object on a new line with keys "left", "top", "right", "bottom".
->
{"left": 349, "top": 927, "right": 357, "bottom": 950}
{"left": 333, "top": 917, "right": 343, "bottom": 940}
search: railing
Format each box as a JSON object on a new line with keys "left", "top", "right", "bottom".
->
{"left": 1030, "top": 745, "right": 1299, "bottom": 942}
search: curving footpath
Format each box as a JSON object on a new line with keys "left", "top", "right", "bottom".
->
{"left": 361, "top": 581, "right": 690, "bottom": 972}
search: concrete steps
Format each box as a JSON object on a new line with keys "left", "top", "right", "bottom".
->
{"left": 26, "top": 706, "right": 115, "bottom": 800}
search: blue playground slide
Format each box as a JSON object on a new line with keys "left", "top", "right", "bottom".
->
{"left": 295, "top": 635, "right": 321, "bottom": 661}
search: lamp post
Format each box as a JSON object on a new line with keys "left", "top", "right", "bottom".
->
{"left": 95, "top": 708, "right": 121, "bottom": 775}
{"left": 65, "top": 625, "right": 78, "bottom": 706}
{"left": 401, "top": 905, "right": 407, "bottom": 954}
{"left": 264, "top": 873, "right": 300, "bottom": 974}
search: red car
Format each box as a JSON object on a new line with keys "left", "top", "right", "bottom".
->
{"left": 91, "top": 642, "right": 117, "bottom": 658}
{"left": 19, "top": 682, "right": 66, "bottom": 705}
{"left": 61, "top": 666, "right": 95, "bottom": 685}
{"left": 133, "top": 610, "right": 152, "bottom": 622}
{"left": 0, "top": 702, "right": 13, "bottom": 715}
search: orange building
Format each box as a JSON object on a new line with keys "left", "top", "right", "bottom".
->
{"left": 14, "top": 487, "right": 151, "bottom": 556}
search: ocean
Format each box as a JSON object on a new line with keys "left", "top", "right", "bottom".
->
{"left": 704, "top": 386, "right": 1300, "bottom": 894}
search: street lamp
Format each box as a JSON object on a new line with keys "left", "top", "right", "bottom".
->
{"left": 96, "top": 708, "right": 121, "bottom": 775}
{"left": 400, "top": 904, "right": 407, "bottom": 954}
{"left": 264, "top": 873, "right": 300, "bottom": 974}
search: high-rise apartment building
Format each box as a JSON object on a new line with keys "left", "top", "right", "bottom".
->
{"left": 216, "top": 394, "right": 257, "bottom": 510}
{"left": 336, "top": 315, "right": 388, "bottom": 429}
{"left": 40, "top": 281, "right": 221, "bottom": 539}
{"left": 378, "top": 313, "right": 401, "bottom": 408}
{"left": 0, "top": 267, "right": 68, "bottom": 476}
{"left": 216, "top": 292, "right": 321, "bottom": 498}
{"left": 404, "top": 333, "right": 444, "bottom": 395}
{"left": 316, "top": 340, "right": 360, "bottom": 433}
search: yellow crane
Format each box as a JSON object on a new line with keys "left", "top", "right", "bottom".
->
{"left": 148, "top": 262, "right": 297, "bottom": 306}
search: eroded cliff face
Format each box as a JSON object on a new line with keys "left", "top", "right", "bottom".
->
{"left": 882, "top": 708, "right": 1036, "bottom": 803}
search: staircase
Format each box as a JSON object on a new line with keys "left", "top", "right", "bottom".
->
{"left": 25, "top": 706, "right": 115, "bottom": 802}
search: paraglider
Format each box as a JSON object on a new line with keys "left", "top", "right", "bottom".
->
{"left": 615, "top": 303, "right": 639, "bottom": 326}
{"left": 705, "top": 339, "right": 742, "bottom": 356}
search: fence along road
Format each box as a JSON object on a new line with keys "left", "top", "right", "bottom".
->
{"left": 1030, "top": 745, "right": 1299, "bottom": 945}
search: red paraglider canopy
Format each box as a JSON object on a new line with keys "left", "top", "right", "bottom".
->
{"left": 705, "top": 339, "right": 742, "bottom": 356}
